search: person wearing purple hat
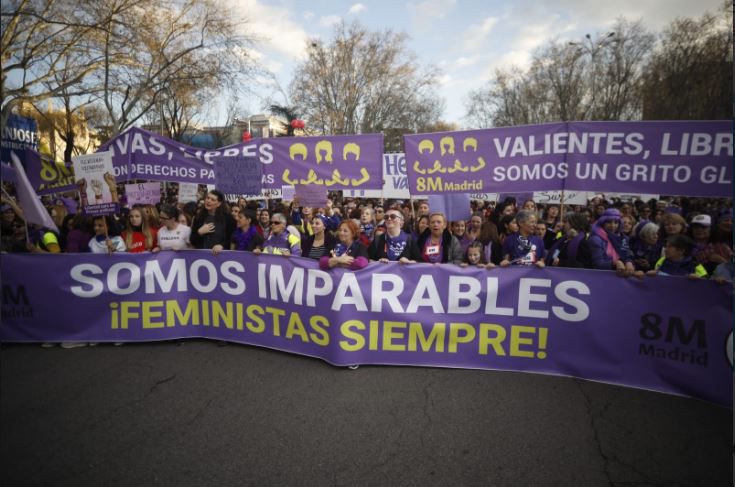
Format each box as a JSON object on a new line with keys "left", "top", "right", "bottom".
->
{"left": 588, "top": 208, "right": 635, "bottom": 275}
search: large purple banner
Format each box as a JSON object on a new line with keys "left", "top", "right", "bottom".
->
{"left": 404, "top": 121, "right": 732, "bottom": 197}
{"left": 100, "top": 127, "right": 383, "bottom": 190}
{"left": 1, "top": 253, "right": 731, "bottom": 407}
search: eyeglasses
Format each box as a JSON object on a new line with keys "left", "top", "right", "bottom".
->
{"left": 270, "top": 220, "right": 283, "bottom": 225}
{"left": 159, "top": 215, "right": 171, "bottom": 221}
{"left": 385, "top": 214, "right": 402, "bottom": 220}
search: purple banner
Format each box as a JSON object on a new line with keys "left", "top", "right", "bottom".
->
{"left": 267, "top": 134, "right": 383, "bottom": 190}
{"left": 17, "top": 149, "right": 76, "bottom": 195}
{"left": 404, "top": 121, "right": 732, "bottom": 197}
{"left": 100, "top": 128, "right": 384, "bottom": 190}
{"left": 1, "top": 253, "right": 731, "bottom": 407}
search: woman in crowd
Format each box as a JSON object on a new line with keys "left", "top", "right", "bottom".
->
{"left": 657, "top": 212, "right": 687, "bottom": 255}
{"left": 359, "top": 207, "right": 376, "bottom": 246}
{"left": 142, "top": 204, "right": 160, "bottom": 228}
{"left": 588, "top": 208, "right": 635, "bottom": 275}
{"left": 630, "top": 222, "right": 661, "bottom": 272}
{"left": 417, "top": 213, "right": 463, "bottom": 265}
{"left": 230, "top": 208, "right": 263, "bottom": 252}
{"left": 254, "top": 212, "right": 301, "bottom": 256}
{"left": 712, "top": 209, "right": 733, "bottom": 247}
{"left": 451, "top": 220, "right": 466, "bottom": 240}
{"left": 63, "top": 214, "right": 93, "bottom": 253}
{"left": 413, "top": 214, "right": 430, "bottom": 240}
{"left": 229, "top": 203, "right": 241, "bottom": 223}
{"left": 320, "top": 219, "right": 368, "bottom": 270}
{"left": 369, "top": 208, "right": 419, "bottom": 263}
{"left": 620, "top": 214, "right": 636, "bottom": 239}
{"left": 460, "top": 212, "right": 484, "bottom": 254}
{"left": 190, "top": 190, "right": 234, "bottom": 255}
{"left": 89, "top": 215, "right": 126, "bottom": 254}
{"left": 543, "top": 205, "right": 560, "bottom": 231}
{"left": 301, "top": 215, "right": 337, "bottom": 260}
{"left": 178, "top": 210, "right": 193, "bottom": 227}
{"left": 499, "top": 210, "right": 545, "bottom": 267}
{"left": 497, "top": 214, "right": 518, "bottom": 245}
{"left": 688, "top": 214, "right": 731, "bottom": 275}
{"left": 479, "top": 220, "right": 501, "bottom": 265}
{"left": 122, "top": 207, "right": 158, "bottom": 253}
{"left": 157, "top": 204, "right": 192, "bottom": 251}
{"left": 546, "top": 212, "right": 590, "bottom": 268}
{"left": 521, "top": 199, "right": 537, "bottom": 212}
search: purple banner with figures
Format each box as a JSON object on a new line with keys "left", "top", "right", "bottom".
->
{"left": 266, "top": 133, "right": 384, "bottom": 190}
{"left": 14, "top": 148, "right": 76, "bottom": 195}
{"left": 99, "top": 128, "right": 384, "bottom": 190}
{"left": 0, "top": 253, "right": 731, "bottom": 407}
{"left": 404, "top": 121, "right": 733, "bottom": 197}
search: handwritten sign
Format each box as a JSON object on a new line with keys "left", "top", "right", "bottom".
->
{"left": 294, "top": 185, "right": 328, "bottom": 208}
{"left": 533, "top": 190, "right": 589, "bottom": 205}
{"left": 71, "top": 151, "right": 117, "bottom": 216}
{"left": 178, "top": 182, "right": 199, "bottom": 203}
{"left": 125, "top": 182, "right": 162, "bottom": 205}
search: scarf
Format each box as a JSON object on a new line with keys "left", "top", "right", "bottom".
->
{"left": 593, "top": 226, "right": 620, "bottom": 264}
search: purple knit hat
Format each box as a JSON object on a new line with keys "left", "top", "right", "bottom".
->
{"left": 595, "top": 208, "right": 621, "bottom": 226}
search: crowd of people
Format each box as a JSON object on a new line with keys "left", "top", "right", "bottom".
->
{"left": 1, "top": 187, "right": 733, "bottom": 283}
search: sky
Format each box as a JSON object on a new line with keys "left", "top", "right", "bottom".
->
{"left": 231, "top": 0, "right": 725, "bottom": 128}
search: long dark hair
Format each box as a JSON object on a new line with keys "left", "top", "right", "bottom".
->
{"left": 195, "top": 190, "right": 230, "bottom": 222}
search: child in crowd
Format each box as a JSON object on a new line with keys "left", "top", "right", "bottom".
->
{"left": 460, "top": 241, "right": 494, "bottom": 269}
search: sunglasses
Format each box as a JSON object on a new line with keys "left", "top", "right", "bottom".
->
{"left": 385, "top": 214, "right": 402, "bottom": 220}
{"left": 270, "top": 220, "right": 283, "bottom": 225}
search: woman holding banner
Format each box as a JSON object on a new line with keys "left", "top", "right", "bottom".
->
{"left": 369, "top": 208, "right": 419, "bottom": 263}
{"left": 587, "top": 208, "right": 635, "bottom": 276}
{"left": 122, "top": 207, "right": 158, "bottom": 253}
{"left": 190, "top": 190, "right": 234, "bottom": 255}
{"left": 301, "top": 215, "right": 336, "bottom": 260}
{"left": 320, "top": 220, "right": 368, "bottom": 270}
{"left": 156, "top": 204, "right": 192, "bottom": 251}
{"left": 417, "top": 213, "right": 463, "bottom": 265}
{"left": 499, "top": 210, "right": 545, "bottom": 267}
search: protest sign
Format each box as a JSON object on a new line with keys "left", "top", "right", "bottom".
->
{"left": 1, "top": 114, "right": 38, "bottom": 164}
{"left": 0, "top": 252, "right": 730, "bottom": 408}
{"left": 343, "top": 153, "right": 411, "bottom": 199}
{"left": 404, "top": 121, "right": 732, "bottom": 197}
{"left": 295, "top": 185, "right": 328, "bottom": 208}
{"left": 71, "top": 151, "right": 118, "bottom": 215}
{"left": 178, "top": 182, "right": 200, "bottom": 203}
{"left": 212, "top": 154, "right": 262, "bottom": 195}
{"left": 533, "top": 190, "right": 590, "bottom": 205}
{"left": 469, "top": 193, "right": 499, "bottom": 202}
{"left": 125, "top": 182, "right": 162, "bottom": 205}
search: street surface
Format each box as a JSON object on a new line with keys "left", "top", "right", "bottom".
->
{"left": 0, "top": 341, "right": 730, "bottom": 487}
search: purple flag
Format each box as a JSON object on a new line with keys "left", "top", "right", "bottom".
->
{"left": 10, "top": 152, "right": 58, "bottom": 233}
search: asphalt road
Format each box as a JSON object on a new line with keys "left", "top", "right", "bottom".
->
{"left": 0, "top": 341, "right": 731, "bottom": 487}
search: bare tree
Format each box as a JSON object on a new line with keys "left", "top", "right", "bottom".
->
{"left": 464, "top": 18, "right": 654, "bottom": 127}
{"left": 93, "top": 0, "right": 257, "bottom": 136}
{"left": 1, "top": 0, "right": 107, "bottom": 128}
{"left": 641, "top": 5, "right": 732, "bottom": 120}
{"left": 290, "top": 21, "right": 444, "bottom": 135}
